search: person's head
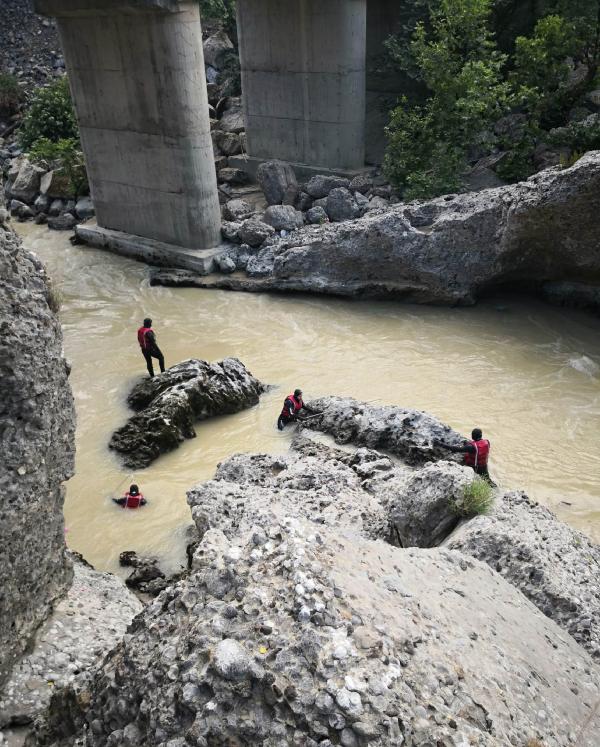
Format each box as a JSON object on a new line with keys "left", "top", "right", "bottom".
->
{"left": 471, "top": 428, "right": 483, "bottom": 441}
{"left": 294, "top": 388, "right": 302, "bottom": 398}
{"left": 143, "top": 318, "right": 152, "bottom": 328}
{"left": 129, "top": 484, "right": 139, "bottom": 495}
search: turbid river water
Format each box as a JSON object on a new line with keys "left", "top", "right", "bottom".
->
{"left": 17, "top": 223, "right": 600, "bottom": 577}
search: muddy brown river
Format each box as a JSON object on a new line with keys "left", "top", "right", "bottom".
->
{"left": 17, "top": 223, "right": 600, "bottom": 577}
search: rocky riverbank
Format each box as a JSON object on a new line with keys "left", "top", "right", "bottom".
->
{"left": 25, "top": 401, "right": 600, "bottom": 746}
{"left": 152, "top": 151, "right": 600, "bottom": 314}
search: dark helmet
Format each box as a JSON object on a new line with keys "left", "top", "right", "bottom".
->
{"left": 471, "top": 428, "right": 483, "bottom": 441}
{"left": 143, "top": 318, "right": 152, "bottom": 327}
{"left": 129, "top": 484, "right": 140, "bottom": 495}
{"left": 294, "top": 389, "right": 302, "bottom": 398}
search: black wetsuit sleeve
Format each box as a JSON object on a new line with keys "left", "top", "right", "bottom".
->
{"left": 141, "top": 498, "right": 147, "bottom": 505}
{"left": 285, "top": 398, "right": 295, "bottom": 416}
{"left": 446, "top": 443, "right": 476, "bottom": 454}
{"left": 113, "top": 497, "right": 126, "bottom": 506}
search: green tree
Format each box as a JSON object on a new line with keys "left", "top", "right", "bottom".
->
{"left": 384, "top": 0, "right": 512, "bottom": 199}
{"left": 18, "top": 77, "right": 79, "bottom": 150}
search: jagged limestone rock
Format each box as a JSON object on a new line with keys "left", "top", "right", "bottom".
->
{"left": 109, "top": 358, "right": 265, "bottom": 468}
{"left": 30, "top": 446, "right": 600, "bottom": 747}
{"left": 0, "top": 225, "right": 75, "bottom": 688}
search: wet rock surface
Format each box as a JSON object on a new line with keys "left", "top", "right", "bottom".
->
{"left": 29, "top": 441, "right": 600, "bottom": 747}
{"left": 446, "top": 489, "right": 600, "bottom": 661}
{"left": 0, "top": 225, "right": 75, "bottom": 688}
{"left": 109, "top": 358, "right": 265, "bottom": 469}
{"left": 0, "top": 557, "right": 141, "bottom": 732}
{"left": 303, "top": 396, "right": 465, "bottom": 465}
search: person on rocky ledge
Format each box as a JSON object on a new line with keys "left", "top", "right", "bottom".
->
{"left": 438, "top": 428, "right": 496, "bottom": 486}
{"left": 137, "top": 317, "right": 165, "bottom": 378}
{"left": 277, "top": 388, "right": 306, "bottom": 430}
{"left": 113, "top": 484, "right": 147, "bottom": 509}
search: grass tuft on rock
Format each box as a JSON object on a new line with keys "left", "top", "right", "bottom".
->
{"left": 451, "top": 477, "right": 494, "bottom": 517}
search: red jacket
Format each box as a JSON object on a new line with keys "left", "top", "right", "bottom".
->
{"left": 137, "top": 326, "right": 153, "bottom": 350}
{"left": 464, "top": 439, "right": 490, "bottom": 468}
{"left": 281, "top": 393, "right": 303, "bottom": 418}
{"left": 123, "top": 492, "right": 145, "bottom": 509}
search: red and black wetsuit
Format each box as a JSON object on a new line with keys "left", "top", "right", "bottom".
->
{"left": 137, "top": 325, "right": 165, "bottom": 378}
{"left": 113, "top": 492, "right": 147, "bottom": 509}
{"left": 449, "top": 438, "right": 494, "bottom": 483}
{"left": 277, "top": 393, "right": 304, "bottom": 430}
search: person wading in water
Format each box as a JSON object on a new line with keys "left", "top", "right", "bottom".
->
{"left": 137, "top": 317, "right": 165, "bottom": 378}
{"left": 113, "top": 484, "right": 147, "bottom": 509}
{"left": 439, "top": 428, "right": 496, "bottom": 485}
{"left": 277, "top": 389, "right": 306, "bottom": 430}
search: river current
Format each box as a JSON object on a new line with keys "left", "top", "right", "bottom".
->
{"left": 17, "top": 223, "right": 600, "bottom": 577}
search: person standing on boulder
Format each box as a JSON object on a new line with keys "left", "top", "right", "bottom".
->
{"left": 439, "top": 428, "right": 495, "bottom": 485}
{"left": 137, "top": 317, "right": 165, "bottom": 378}
{"left": 277, "top": 389, "right": 305, "bottom": 430}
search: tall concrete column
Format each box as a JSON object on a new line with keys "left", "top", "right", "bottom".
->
{"left": 236, "top": 0, "right": 366, "bottom": 172}
{"left": 35, "top": 0, "right": 221, "bottom": 251}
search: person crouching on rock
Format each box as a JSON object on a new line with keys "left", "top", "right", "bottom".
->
{"left": 113, "top": 484, "right": 147, "bottom": 509}
{"left": 277, "top": 388, "right": 305, "bottom": 430}
{"left": 440, "top": 428, "right": 496, "bottom": 486}
{"left": 137, "top": 317, "right": 165, "bottom": 378}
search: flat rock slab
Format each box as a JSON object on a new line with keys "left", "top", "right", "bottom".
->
{"left": 0, "top": 557, "right": 141, "bottom": 729}
{"left": 303, "top": 395, "right": 465, "bottom": 465}
{"left": 110, "top": 358, "right": 265, "bottom": 469}
{"left": 446, "top": 489, "right": 600, "bottom": 661}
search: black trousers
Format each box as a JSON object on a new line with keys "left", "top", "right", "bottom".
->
{"left": 142, "top": 347, "right": 165, "bottom": 377}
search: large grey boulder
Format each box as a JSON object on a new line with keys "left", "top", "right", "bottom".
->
{"left": 75, "top": 195, "right": 94, "bottom": 220}
{"left": 32, "top": 446, "right": 600, "bottom": 747}
{"left": 256, "top": 160, "right": 298, "bottom": 205}
{"left": 0, "top": 226, "right": 75, "bottom": 688}
{"left": 326, "top": 187, "right": 360, "bottom": 222}
{"left": 305, "top": 174, "right": 350, "bottom": 199}
{"left": 387, "top": 461, "right": 475, "bottom": 548}
{"left": 446, "top": 490, "right": 600, "bottom": 660}
{"left": 109, "top": 358, "right": 265, "bottom": 468}
{"left": 219, "top": 107, "right": 245, "bottom": 134}
{"left": 304, "top": 396, "right": 464, "bottom": 465}
{"left": 47, "top": 212, "right": 77, "bottom": 231}
{"left": 202, "top": 30, "right": 234, "bottom": 68}
{"left": 8, "top": 157, "right": 45, "bottom": 203}
{"left": 215, "top": 130, "right": 242, "bottom": 156}
{"left": 262, "top": 204, "right": 304, "bottom": 232}
{"left": 306, "top": 205, "right": 328, "bottom": 224}
{"left": 238, "top": 217, "right": 274, "bottom": 247}
{"left": 222, "top": 198, "right": 252, "bottom": 222}
{"left": 195, "top": 153, "right": 600, "bottom": 306}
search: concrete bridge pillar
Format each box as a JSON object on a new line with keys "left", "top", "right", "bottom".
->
{"left": 236, "top": 0, "right": 366, "bottom": 175}
{"left": 35, "top": 0, "right": 221, "bottom": 255}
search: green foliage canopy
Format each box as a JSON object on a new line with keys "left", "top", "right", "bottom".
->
{"left": 18, "top": 77, "right": 79, "bottom": 150}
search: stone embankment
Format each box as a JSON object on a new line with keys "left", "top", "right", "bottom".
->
{"left": 109, "top": 358, "right": 265, "bottom": 468}
{"left": 154, "top": 152, "right": 600, "bottom": 314}
{"left": 29, "top": 400, "right": 600, "bottom": 746}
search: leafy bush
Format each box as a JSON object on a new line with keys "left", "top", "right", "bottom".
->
{"left": 0, "top": 73, "right": 23, "bottom": 117}
{"left": 452, "top": 477, "right": 494, "bottom": 517}
{"left": 29, "top": 137, "right": 89, "bottom": 198}
{"left": 18, "top": 78, "right": 78, "bottom": 150}
{"left": 199, "top": 0, "right": 237, "bottom": 38}
{"left": 548, "top": 115, "right": 600, "bottom": 152}
{"left": 384, "top": 0, "right": 513, "bottom": 199}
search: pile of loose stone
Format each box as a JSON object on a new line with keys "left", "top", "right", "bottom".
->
{"left": 217, "top": 161, "right": 396, "bottom": 273}
{"left": 1, "top": 152, "right": 94, "bottom": 230}
{"left": 27, "top": 398, "right": 600, "bottom": 746}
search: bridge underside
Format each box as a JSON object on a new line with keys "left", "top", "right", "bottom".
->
{"left": 36, "top": 0, "right": 405, "bottom": 259}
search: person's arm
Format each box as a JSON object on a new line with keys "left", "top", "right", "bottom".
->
{"left": 140, "top": 497, "right": 147, "bottom": 505}
{"left": 437, "top": 441, "right": 476, "bottom": 454}
{"left": 286, "top": 398, "right": 295, "bottom": 417}
{"left": 146, "top": 330, "right": 157, "bottom": 345}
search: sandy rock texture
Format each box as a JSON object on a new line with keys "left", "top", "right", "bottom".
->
{"left": 0, "top": 224, "right": 75, "bottom": 688}
{"left": 28, "top": 443, "right": 600, "bottom": 747}
{"left": 109, "top": 358, "right": 265, "bottom": 468}
{"left": 0, "top": 556, "right": 142, "bottom": 731}
{"left": 446, "top": 490, "right": 600, "bottom": 661}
